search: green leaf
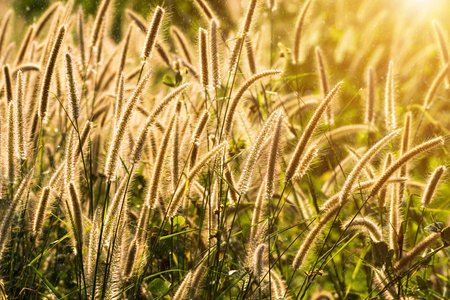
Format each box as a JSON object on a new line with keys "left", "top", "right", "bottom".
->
{"left": 440, "top": 226, "right": 450, "bottom": 246}
{"left": 148, "top": 278, "right": 170, "bottom": 296}
{"left": 29, "top": 233, "right": 71, "bottom": 265}
{"left": 372, "top": 241, "right": 390, "bottom": 267}
{"left": 416, "top": 275, "right": 428, "bottom": 292}
{"left": 29, "top": 265, "right": 63, "bottom": 299}
{"left": 322, "top": 234, "right": 359, "bottom": 267}
{"left": 160, "top": 229, "right": 196, "bottom": 240}
{"left": 163, "top": 74, "right": 175, "bottom": 87}
{"left": 207, "top": 163, "right": 241, "bottom": 196}
{"left": 175, "top": 72, "right": 183, "bottom": 86}
{"left": 216, "top": 272, "right": 247, "bottom": 300}
{"left": 172, "top": 216, "right": 185, "bottom": 227}
{"left": 119, "top": 156, "right": 130, "bottom": 175}
{"left": 424, "top": 222, "right": 444, "bottom": 233}
{"left": 437, "top": 273, "right": 450, "bottom": 283}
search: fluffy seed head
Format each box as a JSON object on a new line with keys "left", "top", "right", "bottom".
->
{"left": 199, "top": 27, "right": 209, "bottom": 90}
{"left": 394, "top": 232, "right": 440, "bottom": 270}
{"left": 253, "top": 244, "right": 266, "bottom": 278}
{"left": 246, "top": 36, "right": 257, "bottom": 74}
{"left": 193, "top": 0, "right": 216, "bottom": 21}
{"left": 145, "top": 107, "right": 178, "bottom": 208}
{"left": 124, "top": 239, "right": 138, "bottom": 277}
{"left": 3, "top": 64, "right": 12, "bottom": 103}
{"left": 15, "top": 71, "right": 26, "bottom": 160}
{"left": 342, "top": 217, "right": 382, "bottom": 242}
{"left": 293, "top": 0, "right": 312, "bottom": 63}
{"left": 142, "top": 6, "right": 165, "bottom": 59}
{"left": 173, "top": 271, "right": 192, "bottom": 300}
{"left": 224, "top": 70, "right": 282, "bottom": 137}
{"left": 7, "top": 101, "right": 16, "bottom": 184}
{"left": 241, "top": 0, "right": 258, "bottom": 35}
{"left": 369, "top": 137, "right": 444, "bottom": 198}
{"left": 104, "top": 71, "right": 151, "bottom": 180}
{"left": 294, "top": 144, "right": 318, "bottom": 180}
{"left": 38, "top": 25, "right": 66, "bottom": 120}
{"left": 209, "top": 19, "right": 220, "bottom": 87}
{"left": 68, "top": 181, "right": 83, "bottom": 246}
{"left": 433, "top": 20, "right": 450, "bottom": 88}
{"left": 339, "top": 129, "right": 400, "bottom": 206}
{"left": 285, "top": 81, "right": 343, "bottom": 183}
{"left": 421, "top": 165, "right": 446, "bottom": 208}
{"left": 237, "top": 109, "right": 280, "bottom": 195}
{"left": 89, "top": 0, "right": 112, "bottom": 49}
{"left": 292, "top": 205, "right": 340, "bottom": 269}
{"left": 33, "top": 187, "right": 51, "bottom": 235}
{"left": 64, "top": 52, "right": 80, "bottom": 120}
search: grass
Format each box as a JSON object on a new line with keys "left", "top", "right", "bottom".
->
{"left": 0, "top": 0, "right": 450, "bottom": 299}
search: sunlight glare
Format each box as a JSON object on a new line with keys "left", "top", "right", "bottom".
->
{"left": 410, "top": 0, "right": 435, "bottom": 6}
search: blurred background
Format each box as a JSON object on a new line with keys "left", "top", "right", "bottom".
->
{"left": 3, "top": 0, "right": 450, "bottom": 134}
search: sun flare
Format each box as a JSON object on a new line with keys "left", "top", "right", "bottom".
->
{"left": 409, "top": 0, "right": 440, "bottom": 8}
{"left": 2, "top": 0, "right": 450, "bottom": 299}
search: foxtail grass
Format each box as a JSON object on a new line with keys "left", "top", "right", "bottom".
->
{"left": 285, "top": 81, "right": 342, "bottom": 183}
{"left": 421, "top": 165, "right": 446, "bottom": 208}
{"left": 141, "top": 6, "right": 165, "bottom": 60}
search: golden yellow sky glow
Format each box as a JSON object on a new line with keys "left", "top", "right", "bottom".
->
{"left": 408, "top": 0, "right": 445, "bottom": 11}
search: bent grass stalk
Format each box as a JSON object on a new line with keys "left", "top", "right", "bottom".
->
{"left": 433, "top": 20, "right": 450, "bottom": 88}
{"left": 394, "top": 232, "right": 440, "bottom": 270}
{"left": 223, "top": 70, "right": 282, "bottom": 138}
{"left": 167, "top": 142, "right": 226, "bottom": 218}
{"left": 421, "top": 165, "right": 446, "bottom": 208}
{"left": 368, "top": 137, "right": 444, "bottom": 198}
{"left": 104, "top": 71, "right": 151, "bottom": 180}
{"left": 339, "top": 130, "right": 400, "bottom": 205}
{"left": 285, "top": 81, "right": 343, "bottom": 183}
{"left": 315, "top": 47, "right": 332, "bottom": 124}
{"left": 293, "top": 0, "right": 312, "bottom": 64}
{"left": 292, "top": 204, "right": 339, "bottom": 269}
{"left": 342, "top": 217, "right": 382, "bottom": 242}
{"left": 237, "top": 109, "right": 281, "bottom": 195}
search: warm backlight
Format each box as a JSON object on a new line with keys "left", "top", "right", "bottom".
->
{"left": 409, "top": 0, "right": 439, "bottom": 8}
{"left": 410, "top": 0, "right": 432, "bottom": 4}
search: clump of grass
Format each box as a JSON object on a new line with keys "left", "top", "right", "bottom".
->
{"left": 0, "top": 1, "right": 450, "bottom": 299}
